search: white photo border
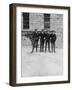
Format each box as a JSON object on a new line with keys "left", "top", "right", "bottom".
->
{"left": 16, "top": 6, "right": 68, "bottom": 83}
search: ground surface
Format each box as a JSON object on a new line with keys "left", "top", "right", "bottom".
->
{"left": 21, "top": 47, "right": 63, "bottom": 77}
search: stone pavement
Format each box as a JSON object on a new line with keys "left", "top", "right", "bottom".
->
{"left": 21, "top": 47, "right": 63, "bottom": 77}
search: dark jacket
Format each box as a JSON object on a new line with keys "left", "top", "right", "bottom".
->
{"left": 32, "top": 31, "right": 39, "bottom": 41}
{"left": 45, "top": 33, "right": 50, "bottom": 41}
{"left": 40, "top": 32, "right": 45, "bottom": 42}
{"left": 50, "top": 34, "right": 56, "bottom": 43}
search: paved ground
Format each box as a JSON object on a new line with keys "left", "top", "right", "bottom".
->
{"left": 21, "top": 47, "right": 63, "bottom": 77}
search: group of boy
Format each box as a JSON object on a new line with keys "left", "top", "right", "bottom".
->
{"left": 31, "top": 29, "right": 57, "bottom": 53}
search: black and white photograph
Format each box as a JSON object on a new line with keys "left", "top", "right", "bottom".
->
{"left": 9, "top": 3, "right": 70, "bottom": 86}
{"left": 21, "top": 13, "right": 63, "bottom": 77}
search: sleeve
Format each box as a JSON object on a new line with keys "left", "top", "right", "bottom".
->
{"left": 32, "top": 32, "right": 35, "bottom": 38}
{"left": 55, "top": 34, "right": 57, "bottom": 41}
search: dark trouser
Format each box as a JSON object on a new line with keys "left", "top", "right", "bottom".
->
{"left": 32, "top": 40, "right": 38, "bottom": 52}
{"left": 51, "top": 42, "right": 55, "bottom": 53}
{"left": 40, "top": 40, "right": 44, "bottom": 52}
{"left": 45, "top": 40, "right": 50, "bottom": 52}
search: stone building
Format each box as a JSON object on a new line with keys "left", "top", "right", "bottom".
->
{"left": 21, "top": 13, "right": 63, "bottom": 48}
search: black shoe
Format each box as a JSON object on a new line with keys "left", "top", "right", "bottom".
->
{"left": 31, "top": 51, "right": 33, "bottom": 53}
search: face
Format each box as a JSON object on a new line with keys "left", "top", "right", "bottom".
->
{"left": 35, "top": 29, "right": 37, "bottom": 32}
{"left": 47, "top": 31, "right": 49, "bottom": 34}
{"left": 53, "top": 32, "right": 55, "bottom": 34}
{"left": 42, "top": 29, "right": 44, "bottom": 33}
{"left": 49, "top": 31, "right": 51, "bottom": 34}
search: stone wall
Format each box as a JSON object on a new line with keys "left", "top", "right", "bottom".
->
{"left": 30, "top": 13, "right": 44, "bottom": 31}
{"left": 50, "top": 14, "right": 63, "bottom": 48}
{"left": 21, "top": 13, "right": 63, "bottom": 48}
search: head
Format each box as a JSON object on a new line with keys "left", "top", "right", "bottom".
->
{"left": 35, "top": 29, "right": 37, "bottom": 32}
{"left": 47, "top": 30, "right": 49, "bottom": 34}
{"left": 44, "top": 29, "right": 47, "bottom": 33}
{"left": 49, "top": 31, "right": 51, "bottom": 34}
{"left": 52, "top": 30, "right": 56, "bottom": 34}
{"left": 50, "top": 30, "right": 55, "bottom": 34}
{"left": 42, "top": 29, "right": 44, "bottom": 32}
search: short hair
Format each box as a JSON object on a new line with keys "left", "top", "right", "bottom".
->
{"left": 35, "top": 29, "right": 37, "bottom": 31}
{"left": 51, "top": 30, "right": 56, "bottom": 32}
{"left": 42, "top": 29, "right": 44, "bottom": 31}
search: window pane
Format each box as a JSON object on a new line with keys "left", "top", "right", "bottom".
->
{"left": 23, "top": 13, "right": 29, "bottom": 29}
{"left": 44, "top": 14, "right": 50, "bottom": 29}
{"left": 44, "top": 14, "right": 50, "bottom": 17}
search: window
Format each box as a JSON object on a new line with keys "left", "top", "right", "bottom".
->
{"left": 22, "top": 13, "right": 29, "bottom": 29}
{"left": 44, "top": 14, "right": 50, "bottom": 29}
